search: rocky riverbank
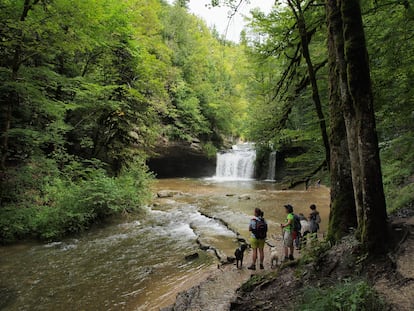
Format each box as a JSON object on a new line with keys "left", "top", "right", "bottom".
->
{"left": 162, "top": 208, "right": 414, "bottom": 311}
{"left": 161, "top": 245, "right": 278, "bottom": 311}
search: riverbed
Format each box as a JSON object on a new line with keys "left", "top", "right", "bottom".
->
{"left": 0, "top": 178, "right": 329, "bottom": 310}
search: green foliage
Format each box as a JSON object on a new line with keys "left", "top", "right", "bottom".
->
{"left": 0, "top": 207, "right": 36, "bottom": 243}
{"left": 242, "top": 2, "right": 329, "bottom": 178}
{"left": 0, "top": 156, "right": 60, "bottom": 206}
{"left": 0, "top": 158, "right": 152, "bottom": 242}
{"left": 161, "top": 3, "right": 248, "bottom": 141}
{"left": 299, "top": 238, "right": 331, "bottom": 264}
{"left": 296, "top": 279, "right": 387, "bottom": 311}
{"left": 202, "top": 142, "right": 218, "bottom": 159}
{"left": 243, "top": 0, "right": 413, "bottom": 202}
{"left": 363, "top": 2, "right": 414, "bottom": 213}
{"left": 0, "top": 0, "right": 248, "bottom": 242}
{"left": 381, "top": 132, "right": 414, "bottom": 212}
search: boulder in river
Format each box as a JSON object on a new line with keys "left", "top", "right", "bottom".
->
{"left": 157, "top": 190, "right": 183, "bottom": 198}
{"left": 238, "top": 194, "right": 251, "bottom": 200}
{"left": 185, "top": 253, "right": 199, "bottom": 261}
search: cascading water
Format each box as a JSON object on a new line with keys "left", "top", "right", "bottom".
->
{"left": 215, "top": 143, "right": 256, "bottom": 180}
{"left": 266, "top": 151, "right": 277, "bottom": 181}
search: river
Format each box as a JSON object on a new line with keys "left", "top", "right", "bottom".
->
{"left": 0, "top": 178, "right": 330, "bottom": 310}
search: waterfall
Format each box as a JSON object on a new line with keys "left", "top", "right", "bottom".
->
{"left": 266, "top": 151, "right": 277, "bottom": 181}
{"left": 215, "top": 143, "right": 256, "bottom": 180}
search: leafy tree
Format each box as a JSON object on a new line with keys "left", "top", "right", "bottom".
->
{"left": 161, "top": 2, "right": 247, "bottom": 143}
{"left": 286, "top": 0, "right": 330, "bottom": 169}
{"left": 241, "top": 2, "right": 329, "bottom": 181}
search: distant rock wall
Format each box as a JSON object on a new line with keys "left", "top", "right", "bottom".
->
{"left": 147, "top": 141, "right": 216, "bottom": 178}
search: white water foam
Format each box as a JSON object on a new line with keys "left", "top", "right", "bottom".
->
{"left": 214, "top": 143, "right": 256, "bottom": 181}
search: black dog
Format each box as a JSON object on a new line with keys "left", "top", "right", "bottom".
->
{"left": 234, "top": 244, "right": 248, "bottom": 269}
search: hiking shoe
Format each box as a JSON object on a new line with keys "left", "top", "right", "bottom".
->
{"left": 247, "top": 264, "right": 256, "bottom": 270}
{"left": 284, "top": 256, "right": 289, "bottom": 262}
{"left": 259, "top": 264, "right": 264, "bottom": 270}
{"left": 289, "top": 255, "right": 294, "bottom": 260}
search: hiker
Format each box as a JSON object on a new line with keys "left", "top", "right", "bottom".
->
{"left": 293, "top": 213, "right": 302, "bottom": 250}
{"left": 299, "top": 213, "right": 310, "bottom": 247}
{"left": 281, "top": 204, "right": 295, "bottom": 261}
{"left": 299, "top": 213, "right": 310, "bottom": 237}
{"left": 309, "top": 204, "right": 321, "bottom": 235}
{"left": 248, "top": 208, "right": 267, "bottom": 270}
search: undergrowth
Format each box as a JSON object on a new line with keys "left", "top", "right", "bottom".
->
{"left": 295, "top": 279, "right": 387, "bottom": 311}
{"left": 0, "top": 157, "right": 152, "bottom": 243}
{"left": 381, "top": 132, "right": 414, "bottom": 213}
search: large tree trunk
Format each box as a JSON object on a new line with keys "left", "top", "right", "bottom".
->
{"left": 326, "top": 0, "right": 357, "bottom": 242}
{"left": 327, "top": 0, "right": 388, "bottom": 254}
{"left": 340, "top": 0, "right": 387, "bottom": 253}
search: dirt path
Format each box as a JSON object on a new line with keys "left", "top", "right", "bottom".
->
{"left": 161, "top": 237, "right": 285, "bottom": 311}
{"left": 374, "top": 215, "right": 414, "bottom": 310}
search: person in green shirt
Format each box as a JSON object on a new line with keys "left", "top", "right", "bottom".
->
{"left": 281, "top": 204, "right": 295, "bottom": 261}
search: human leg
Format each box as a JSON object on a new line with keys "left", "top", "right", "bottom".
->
{"left": 283, "top": 230, "right": 293, "bottom": 260}
{"left": 259, "top": 247, "right": 265, "bottom": 269}
{"left": 248, "top": 248, "right": 257, "bottom": 270}
{"left": 289, "top": 245, "right": 294, "bottom": 260}
{"left": 248, "top": 237, "right": 258, "bottom": 270}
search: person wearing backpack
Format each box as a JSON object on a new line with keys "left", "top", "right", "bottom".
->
{"left": 293, "top": 213, "right": 302, "bottom": 250}
{"left": 309, "top": 204, "right": 321, "bottom": 235}
{"left": 281, "top": 204, "right": 295, "bottom": 261}
{"left": 248, "top": 208, "right": 268, "bottom": 270}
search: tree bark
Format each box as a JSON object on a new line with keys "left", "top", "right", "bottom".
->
{"left": 326, "top": 0, "right": 388, "bottom": 254}
{"left": 326, "top": 0, "right": 357, "bottom": 242}
{"left": 340, "top": 0, "right": 387, "bottom": 253}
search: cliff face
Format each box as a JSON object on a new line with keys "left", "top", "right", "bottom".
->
{"left": 147, "top": 141, "right": 216, "bottom": 178}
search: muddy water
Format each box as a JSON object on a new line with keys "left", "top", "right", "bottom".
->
{"left": 0, "top": 178, "right": 329, "bottom": 311}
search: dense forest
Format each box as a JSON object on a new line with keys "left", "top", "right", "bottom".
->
{"left": 1, "top": 0, "right": 413, "bottom": 247}
{"left": 0, "top": 0, "right": 248, "bottom": 241}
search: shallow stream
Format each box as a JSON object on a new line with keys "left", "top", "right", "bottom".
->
{"left": 0, "top": 178, "right": 330, "bottom": 310}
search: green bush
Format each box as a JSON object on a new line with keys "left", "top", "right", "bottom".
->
{"left": 299, "top": 239, "right": 331, "bottom": 264}
{"left": 0, "top": 156, "right": 60, "bottom": 207}
{"left": 0, "top": 206, "right": 36, "bottom": 243}
{"left": 0, "top": 158, "right": 152, "bottom": 242}
{"left": 202, "top": 141, "right": 218, "bottom": 159}
{"left": 296, "top": 279, "right": 387, "bottom": 311}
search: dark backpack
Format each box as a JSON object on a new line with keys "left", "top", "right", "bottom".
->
{"left": 253, "top": 217, "right": 267, "bottom": 239}
{"left": 293, "top": 214, "right": 301, "bottom": 232}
